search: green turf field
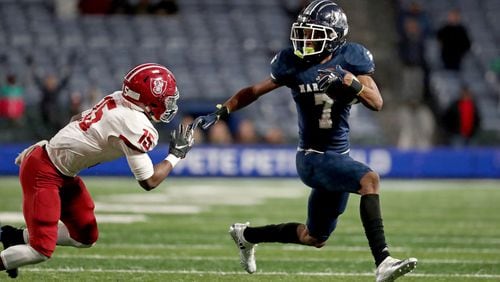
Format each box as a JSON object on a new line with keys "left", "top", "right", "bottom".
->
{"left": 1, "top": 177, "right": 499, "bottom": 281}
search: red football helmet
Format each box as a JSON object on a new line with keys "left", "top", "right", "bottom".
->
{"left": 122, "top": 63, "right": 179, "bottom": 123}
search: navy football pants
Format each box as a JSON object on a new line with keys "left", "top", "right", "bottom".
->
{"left": 296, "top": 150, "right": 372, "bottom": 241}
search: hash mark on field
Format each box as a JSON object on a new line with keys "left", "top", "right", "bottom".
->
{"left": 24, "top": 268, "right": 500, "bottom": 279}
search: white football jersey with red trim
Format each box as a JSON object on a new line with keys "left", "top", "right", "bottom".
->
{"left": 46, "top": 91, "right": 158, "bottom": 180}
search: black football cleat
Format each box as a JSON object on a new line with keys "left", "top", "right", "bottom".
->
{"left": 1, "top": 225, "right": 25, "bottom": 278}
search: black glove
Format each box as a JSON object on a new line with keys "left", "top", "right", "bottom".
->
{"left": 316, "top": 66, "right": 344, "bottom": 92}
{"left": 193, "top": 104, "right": 229, "bottom": 130}
{"left": 169, "top": 124, "right": 194, "bottom": 158}
{"left": 317, "top": 65, "right": 363, "bottom": 95}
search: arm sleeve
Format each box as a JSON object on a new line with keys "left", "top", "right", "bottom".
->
{"left": 110, "top": 110, "right": 158, "bottom": 180}
{"left": 126, "top": 153, "right": 154, "bottom": 181}
{"left": 116, "top": 139, "right": 155, "bottom": 181}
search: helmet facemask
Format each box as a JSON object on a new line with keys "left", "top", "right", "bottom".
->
{"left": 146, "top": 87, "right": 179, "bottom": 123}
{"left": 291, "top": 0, "right": 349, "bottom": 62}
{"left": 158, "top": 88, "right": 179, "bottom": 123}
{"left": 290, "top": 23, "right": 337, "bottom": 59}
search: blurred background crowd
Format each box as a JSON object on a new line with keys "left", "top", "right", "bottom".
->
{"left": 0, "top": 0, "right": 499, "bottom": 148}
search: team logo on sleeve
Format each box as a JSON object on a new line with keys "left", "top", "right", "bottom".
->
{"left": 151, "top": 78, "right": 167, "bottom": 96}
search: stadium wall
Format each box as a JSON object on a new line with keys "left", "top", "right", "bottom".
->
{"left": 1, "top": 144, "right": 499, "bottom": 178}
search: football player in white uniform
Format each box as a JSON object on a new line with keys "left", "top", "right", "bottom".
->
{"left": 0, "top": 63, "right": 194, "bottom": 278}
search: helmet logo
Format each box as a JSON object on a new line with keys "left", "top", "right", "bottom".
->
{"left": 151, "top": 78, "right": 167, "bottom": 96}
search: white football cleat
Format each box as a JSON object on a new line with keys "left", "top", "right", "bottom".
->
{"left": 229, "top": 222, "right": 257, "bottom": 274}
{"left": 375, "top": 256, "right": 417, "bottom": 282}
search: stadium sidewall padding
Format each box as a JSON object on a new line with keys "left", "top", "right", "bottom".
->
{"left": 1, "top": 144, "right": 499, "bottom": 178}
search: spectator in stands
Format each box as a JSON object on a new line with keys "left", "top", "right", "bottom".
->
{"left": 207, "top": 120, "right": 233, "bottom": 145}
{"left": 151, "top": 0, "right": 178, "bottom": 15}
{"left": 0, "top": 74, "right": 25, "bottom": 125}
{"left": 132, "top": 0, "right": 154, "bottom": 15}
{"left": 397, "top": 100, "right": 435, "bottom": 149}
{"left": 69, "top": 91, "right": 83, "bottom": 119}
{"left": 398, "top": 17, "right": 426, "bottom": 101}
{"left": 442, "top": 86, "right": 481, "bottom": 147}
{"left": 181, "top": 114, "right": 205, "bottom": 144}
{"left": 397, "top": 1, "right": 432, "bottom": 87}
{"left": 70, "top": 86, "right": 103, "bottom": 118}
{"left": 34, "top": 73, "right": 72, "bottom": 133}
{"left": 78, "top": 0, "right": 114, "bottom": 14}
{"left": 107, "top": 0, "right": 178, "bottom": 15}
{"left": 86, "top": 86, "right": 103, "bottom": 110}
{"left": 486, "top": 57, "right": 500, "bottom": 113}
{"left": 396, "top": 17, "right": 436, "bottom": 149}
{"left": 55, "top": 0, "right": 79, "bottom": 18}
{"left": 264, "top": 127, "right": 286, "bottom": 144}
{"left": 235, "top": 119, "right": 260, "bottom": 144}
{"left": 436, "top": 9, "right": 471, "bottom": 71}
{"left": 397, "top": 1, "right": 432, "bottom": 39}
{"left": 27, "top": 54, "right": 75, "bottom": 135}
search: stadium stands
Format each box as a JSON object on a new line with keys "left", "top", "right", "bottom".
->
{"left": 403, "top": 0, "right": 500, "bottom": 136}
{"left": 0, "top": 0, "right": 498, "bottom": 145}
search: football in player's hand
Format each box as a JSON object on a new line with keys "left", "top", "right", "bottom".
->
{"left": 325, "top": 84, "right": 360, "bottom": 105}
{"left": 317, "top": 67, "right": 359, "bottom": 105}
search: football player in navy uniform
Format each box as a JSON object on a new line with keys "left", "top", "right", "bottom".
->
{"left": 195, "top": 1, "right": 417, "bottom": 281}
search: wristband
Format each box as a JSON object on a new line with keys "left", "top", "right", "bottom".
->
{"left": 215, "top": 104, "right": 230, "bottom": 120}
{"left": 165, "top": 154, "right": 181, "bottom": 168}
{"left": 349, "top": 78, "right": 364, "bottom": 96}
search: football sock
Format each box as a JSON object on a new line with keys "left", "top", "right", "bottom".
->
{"left": 360, "top": 194, "right": 390, "bottom": 266}
{"left": 1, "top": 226, "right": 25, "bottom": 245}
{"left": 243, "top": 223, "right": 301, "bottom": 244}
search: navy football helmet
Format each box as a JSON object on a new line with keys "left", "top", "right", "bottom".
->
{"left": 290, "top": 0, "right": 348, "bottom": 62}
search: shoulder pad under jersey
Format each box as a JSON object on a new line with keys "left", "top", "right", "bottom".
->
{"left": 338, "top": 42, "right": 375, "bottom": 75}
{"left": 112, "top": 109, "right": 159, "bottom": 153}
{"left": 270, "top": 47, "right": 301, "bottom": 84}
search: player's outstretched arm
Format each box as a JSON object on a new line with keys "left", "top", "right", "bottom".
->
{"left": 138, "top": 124, "right": 194, "bottom": 191}
{"left": 195, "top": 78, "right": 280, "bottom": 130}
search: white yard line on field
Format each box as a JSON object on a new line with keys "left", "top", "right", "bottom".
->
{"left": 54, "top": 254, "right": 500, "bottom": 265}
{"left": 22, "top": 268, "right": 500, "bottom": 279}
{"left": 97, "top": 243, "right": 500, "bottom": 254}
{"left": 0, "top": 212, "right": 147, "bottom": 223}
{"left": 0, "top": 184, "right": 307, "bottom": 224}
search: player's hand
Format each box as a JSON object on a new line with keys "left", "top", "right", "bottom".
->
{"left": 316, "top": 67, "right": 343, "bottom": 91}
{"left": 193, "top": 104, "right": 229, "bottom": 130}
{"left": 169, "top": 124, "right": 194, "bottom": 159}
{"left": 318, "top": 65, "right": 362, "bottom": 94}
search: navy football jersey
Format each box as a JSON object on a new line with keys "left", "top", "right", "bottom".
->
{"left": 270, "top": 42, "right": 375, "bottom": 153}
